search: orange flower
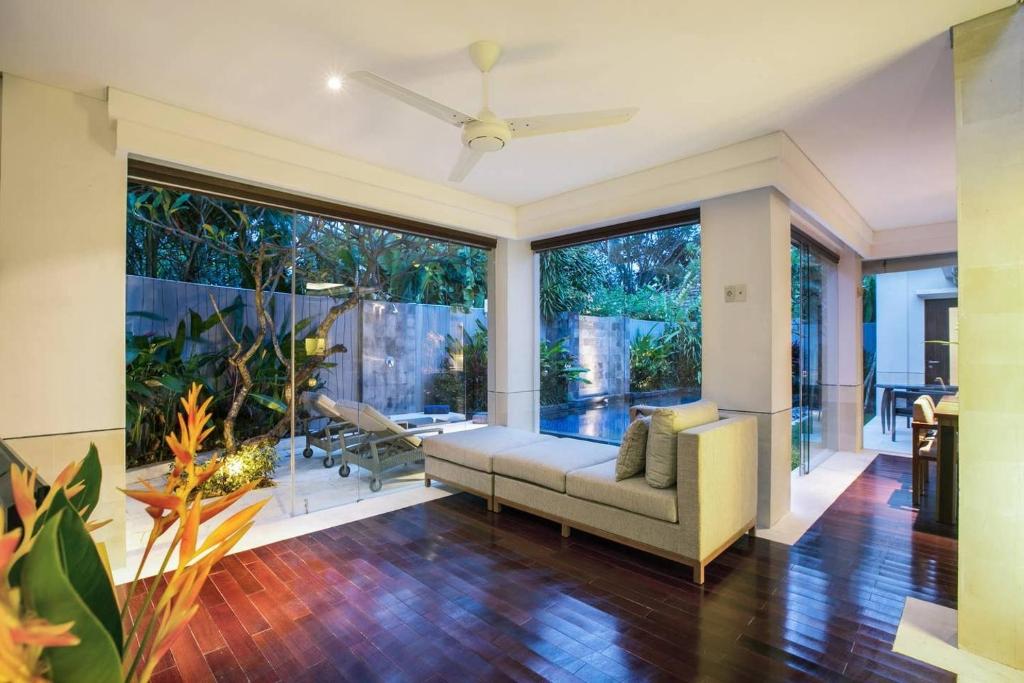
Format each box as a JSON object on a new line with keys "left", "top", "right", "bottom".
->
{"left": 121, "top": 383, "right": 269, "bottom": 683}
{"left": 0, "top": 509, "right": 80, "bottom": 683}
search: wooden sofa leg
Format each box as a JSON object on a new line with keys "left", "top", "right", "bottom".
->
{"left": 692, "top": 563, "right": 705, "bottom": 585}
{"left": 748, "top": 525, "right": 757, "bottom": 537}
{"left": 424, "top": 476, "right": 432, "bottom": 488}
{"left": 560, "top": 523, "right": 571, "bottom": 538}
{"left": 493, "top": 501, "right": 502, "bottom": 513}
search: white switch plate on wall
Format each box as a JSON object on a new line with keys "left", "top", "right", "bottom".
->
{"left": 724, "top": 284, "right": 747, "bottom": 303}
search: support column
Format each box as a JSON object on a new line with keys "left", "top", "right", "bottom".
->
{"left": 487, "top": 238, "right": 540, "bottom": 431}
{"left": 953, "top": 4, "right": 1024, "bottom": 670}
{"left": 700, "top": 188, "right": 792, "bottom": 528}
{"left": 834, "top": 248, "right": 864, "bottom": 452}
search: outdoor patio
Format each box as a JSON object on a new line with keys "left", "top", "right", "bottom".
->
{"left": 862, "top": 414, "right": 912, "bottom": 455}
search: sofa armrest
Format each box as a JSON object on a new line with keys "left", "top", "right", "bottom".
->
{"left": 676, "top": 416, "right": 758, "bottom": 561}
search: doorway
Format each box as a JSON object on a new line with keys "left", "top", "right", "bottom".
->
{"left": 924, "top": 297, "right": 958, "bottom": 386}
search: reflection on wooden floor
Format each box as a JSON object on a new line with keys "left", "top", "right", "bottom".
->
{"left": 127, "top": 454, "right": 956, "bottom": 682}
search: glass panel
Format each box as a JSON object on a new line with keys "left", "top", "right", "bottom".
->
{"left": 791, "top": 240, "right": 838, "bottom": 474}
{"left": 539, "top": 224, "right": 702, "bottom": 443}
{"left": 125, "top": 182, "right": 489, "bottom": 540}
{"left": 125, "top": 187, "right": 306, "bottom": 559}
{"left": 291, "top": 213, "right": 360, "bottom": 513}
{"left": 862, "top": 266, "right": 958, "bottom": 454}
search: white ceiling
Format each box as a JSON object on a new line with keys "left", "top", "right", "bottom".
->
{"left": 0, "top": 1, "right": 1006, "bottom": 230}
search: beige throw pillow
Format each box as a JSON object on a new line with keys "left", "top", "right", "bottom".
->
{"left": 644, "top": 400, "right": 720, "bottom": 488}
{"left": 615, "top": 416, "right": 650, "bottom": 480}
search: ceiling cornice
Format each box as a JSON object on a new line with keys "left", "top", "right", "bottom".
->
{"left": 106, "top": 85, "right": 919, "bottom": 259}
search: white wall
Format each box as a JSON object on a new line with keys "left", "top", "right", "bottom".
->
{"left": 0, "top": 75, "right": 127, "bottom": 563}
{"left": 874, "top": 267, "right": 957, "bottom": 402}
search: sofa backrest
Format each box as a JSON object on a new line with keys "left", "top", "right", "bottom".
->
{"left": 629, "top": 400, "right": 719, "bottom": 428}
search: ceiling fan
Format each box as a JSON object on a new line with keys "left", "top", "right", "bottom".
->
{"left": 348, "top": 41, "right": 638, "bottom": 182}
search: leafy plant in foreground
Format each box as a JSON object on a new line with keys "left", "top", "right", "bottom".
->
{"left": 3, "top": 384, "right": 268, "bottom": 682}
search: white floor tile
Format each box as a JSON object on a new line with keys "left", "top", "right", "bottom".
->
{"left": 757, "top": 450, "right": 877, "bottom": 545}
{"left": 894, "top": 597, "right": 1024, "bottom": 682}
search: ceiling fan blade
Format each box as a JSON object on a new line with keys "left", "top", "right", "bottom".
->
{"left": 507, "top": 107, "right": 638, "bottom": 138}
{"left": 348, "top": 71, "right": 474, "bottom": 128}
{"left": 449, "top": 147, "right": 484, "bottom": 182}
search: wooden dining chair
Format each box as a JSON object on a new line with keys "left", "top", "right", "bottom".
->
{"left": 911, "top": 395, "right": 938, "bottom": 506}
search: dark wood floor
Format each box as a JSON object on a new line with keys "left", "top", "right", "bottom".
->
{"left": 133, "top": 454, "right": 957, "bottom": 682}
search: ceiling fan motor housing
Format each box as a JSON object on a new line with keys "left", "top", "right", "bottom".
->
{"left": 462, "top": 117, "right": 511, "bottom": 152}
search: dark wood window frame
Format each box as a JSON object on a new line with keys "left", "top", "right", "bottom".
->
{"left": 126, "top": 159, "right": 498, "bottom": 250}
{"left": 529, "top": 208, "right": 700, "bottom": 252}
{"left": 791, "top": 226, "right": 840, "bottom": 264}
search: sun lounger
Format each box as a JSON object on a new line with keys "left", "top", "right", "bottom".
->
{"left": 305, "top": 394, "right": 442, "bottom": 492}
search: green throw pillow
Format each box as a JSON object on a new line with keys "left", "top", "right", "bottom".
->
{"left": 615, "top": 416, "right": 650, "bottom": 480}
{"left": 645, "top": 401, "right": 720, "bottom": 488}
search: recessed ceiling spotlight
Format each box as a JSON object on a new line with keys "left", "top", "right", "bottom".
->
{"left": 326, "top": 75, "right": 344, "bottom": 92}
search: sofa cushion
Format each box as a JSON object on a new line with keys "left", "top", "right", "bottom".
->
{"left": 645, "top": 400, "right": 719, "bottom": 488}
{"left": 615, "top": 416, "right": 650, "bottom": 481}
{"left": 421, "top": 426, "right": 556, "bottom": 473}
{"left": 493, "top": 438, "right": 619, "bottom": 492}
{"left": 567, "top": 460, "right": 678, "bottom": 523}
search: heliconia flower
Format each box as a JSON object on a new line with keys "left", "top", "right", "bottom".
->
{"left": 9, "top": 619, "right": 80, "bottom": 648}
{"left": 121, "top": 489, "right": 184, "bottom": 515}
{"left": 0, "top": 528, "right": 21, "bottom": 573}
{"left": 10, "top": 468, "right": 37, "bottom": 528}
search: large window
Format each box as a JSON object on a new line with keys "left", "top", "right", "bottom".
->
{"left": 537, "top": 223, "right": 702, "bottom": 443}
{"left": 125, "top": 179, "right": 489, "bottom": 536}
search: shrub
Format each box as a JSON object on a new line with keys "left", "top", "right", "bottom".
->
{"left": 540, "top": 338, "right": 590, "bottom": 405}
{"left": 183, "top": 440, "right": 278, "bottom": 498}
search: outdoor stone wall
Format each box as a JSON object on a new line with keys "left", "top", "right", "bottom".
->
{"left": 542, "top": 312, "right": 666, "bottom": 400}
{"left": 127, "top": 276, "right": 485, "bottom": 415}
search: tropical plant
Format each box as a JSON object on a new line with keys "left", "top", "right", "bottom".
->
{"left": 629, "top": 327, "right": 679, "bottom": 392}
{"left": 540, "top": 338, "right": 590, "bottom": 405}
{"left": 189, "top": 440, "right": 278, "bottom": 499}
{"left": 539, "top": 246, "right": 609, "bottom": 319}
{"left": 120, "top": 384, "right": 269, "bottom": 680}
{"left": 126, "top": 304, "right": 239, "bottom": 466}
{"left": 427, "top": 318, "right": 488, "bottom": 415}
{"left": 2, "top": 384, "right": 266, "bottom": 682}
{"left": 127, "top": 184, "right": 489, "bottom": 459}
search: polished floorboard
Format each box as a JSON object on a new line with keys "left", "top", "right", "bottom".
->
{"left": 131, "top": 454, "right": 957, "bottom": 682}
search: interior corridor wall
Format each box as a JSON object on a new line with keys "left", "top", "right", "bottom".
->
{"left": 953, "top": 4, "right": 1024, "bottom": 670}
{"left": 0, "top": 75, "right": 127, "bottom": 564}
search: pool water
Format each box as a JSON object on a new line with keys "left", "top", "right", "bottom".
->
{"left": 540, "top": 391, "right": 699, "bottom": 444}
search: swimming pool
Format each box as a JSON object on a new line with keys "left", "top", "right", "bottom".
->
{"left": 540, "top": 390, "right": 700, "bottom": 443}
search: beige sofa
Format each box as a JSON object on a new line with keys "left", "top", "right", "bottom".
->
{"left": 422, "top": 401, "right": 757, "bottom": 583}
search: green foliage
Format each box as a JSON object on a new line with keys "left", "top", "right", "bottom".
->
{"left": 128, "top": 184, "right": 488, "bottom": 308}
{"left": 540, "top": 338, "right": 591, "bottom": 406}
{"left": 539, "top": 246, "right": 608, "bottom": 319}
{"left": 539, "top": 224, "right": 701, "bottom": 319}
{"left": 629, "top": 328, "right": 678, "bottom": 392}
{"left": 427, "top": 319, "right": 488, "bottom": 415}
{"left": 192, "top": 441, "right": 279, "bottom": 498}
{"left": 861, "top": 274, "right": 876, "bottom": 324}
{"left": 20, "top": 511, "right": 123, "bottom": 683}
{"left": 126, "top": 301, "right": 328, "bottom": 467}
{"left": 126, "top": 306, "right": 233, "bottom": 466}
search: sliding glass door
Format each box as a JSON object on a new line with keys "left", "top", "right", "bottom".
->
{"left": 791, "top": 239, "right": 836, "bottom": 474}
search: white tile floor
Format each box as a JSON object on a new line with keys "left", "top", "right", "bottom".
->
{"left": 757, "top": 449, "right": 880, "bottom": 545}
{"left": 117, "top": 420, "right": 482, "bottom": 582}
{"left": 862, "top": 414, "right": 913, "bottom": 454}
{"left": 894, "top": 597, "right": 1024, "bottom": 682}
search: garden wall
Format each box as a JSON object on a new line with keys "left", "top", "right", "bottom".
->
{"left": 127, "top": 276, "right": 485, "bottom": 415}
{"left": 542, "top": 313, "right": 666, "bottom": 400}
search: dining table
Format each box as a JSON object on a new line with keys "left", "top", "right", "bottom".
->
{"left": 934, "top": 394, "right": 959, "bottom": 525}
